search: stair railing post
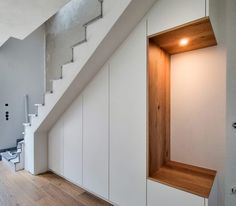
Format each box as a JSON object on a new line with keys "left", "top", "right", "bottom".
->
{"left": 24, "top": 94, "right": 29, "bottom": 123}
{"left": 99, "top": 0, "right": 104, "bottom": 18}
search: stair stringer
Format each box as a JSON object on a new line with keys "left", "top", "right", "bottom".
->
{"left": 24, "top": 0, "right": 157, "bottom": 175}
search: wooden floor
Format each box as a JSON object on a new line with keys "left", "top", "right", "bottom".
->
{"left": 0, "top": 162, "right": 112, "bottom": 206}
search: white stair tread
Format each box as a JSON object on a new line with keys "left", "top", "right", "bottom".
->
{"left": 35, "top": 103, "right": 44, "bottom": 107}
{"left": 18, "top": 140, "right": 24, "bottom": 145}
{"left": 62, "top": 61, "right": 78, "bottom": 69}
{"left": 10, "top": 158, "right": 20, "bottom": 164}
{"left": 23, "top": 123, "right": 31, "bottom": 126}
{"left": 28, "top": 114, "right": 37, "bottom": 116}
{"left": 1, "top": 151, "right": 17, "bottom": 161}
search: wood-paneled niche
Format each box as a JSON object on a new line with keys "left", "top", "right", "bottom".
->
{"left": 148, "top": 17, "right": 217, "bottom": 198}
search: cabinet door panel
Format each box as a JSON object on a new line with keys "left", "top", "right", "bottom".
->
{"left": 48, "top": 118, "right": 64, "bottom": 176}
{"left": 83, "top": 64, "right": 109, "bottom": 199}
{"left": 64, "top": 96, "right": 83, "bottom": 185}
{"left": 109, "top": 20, "right": 147, "bottom": 206}
{"left": 148, "top": 0, "right": 206, "bottom": 36}
{"left": 147, "top": 180, "right": 205, "bottom": 206}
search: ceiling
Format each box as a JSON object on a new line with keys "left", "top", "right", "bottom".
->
{"left": 0, "top": 0, "right": 70, "bottom": 46}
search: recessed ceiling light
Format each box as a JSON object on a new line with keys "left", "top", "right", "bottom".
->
{"left": 179, "top": 38, "right": 189, "bottom": 46}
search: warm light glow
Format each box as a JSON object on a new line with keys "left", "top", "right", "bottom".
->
{"left": 179, "top": 38, "right": 189, "bottom": 46}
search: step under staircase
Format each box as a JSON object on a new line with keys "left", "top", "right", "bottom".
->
{"left": 1, "top": 140, "right": 25, "bottom": 172}
{"left": 24, "top": 0, "right": 157, "bottom": 175}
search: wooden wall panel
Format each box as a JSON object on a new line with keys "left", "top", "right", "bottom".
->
{"left": 150, "top": 18, "right": 217, "bottom": 55}
{"left": 148, "top": 40, "right": 170, "bottom": 176}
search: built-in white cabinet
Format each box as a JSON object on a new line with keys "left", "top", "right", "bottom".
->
{"left": 147, "top": 180, "right": 205, "bottom": 206}
{"left": 147, "top": 179, "right": 217, "bottom": 206}
{"left": 63, "top": 96, "right": 83, "bottom": 185}
{"left": 48, "top": 117, "right": 64, "bottom": 176}
{"left": 109, "top": 20, "right": 147, "bottom": 206}
{"left": 147, "top": 0, "right": 221, "bottom": 41}
{"left": 83, "top": 64, "right": 109, "bottom": 199}
{"left": 147, "top": 0, "right": 206, "bottom": 36}
{"left": 47, "top": 1, "right": 222, "bottom": 205}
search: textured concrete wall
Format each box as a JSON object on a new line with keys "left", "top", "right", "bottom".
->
{"left": 45, "top": 0, "right": 101, "bottom": 91}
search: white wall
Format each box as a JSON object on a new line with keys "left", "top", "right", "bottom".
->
{"left": 147, "top": 0, "right": 206, "bottom": 36}
{"left": 171, "top": 46, "right": 226, "bottom": 169}
{"left": 171, "top": 46, "right": 226, "bottom": 205}
{"left": 0, "top": 26, "right": 45, "bottom": 150}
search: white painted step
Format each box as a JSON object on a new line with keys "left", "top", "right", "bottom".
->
{"left": 23, "top": 123, "right": 31, "bottom": 127}
{"left": 28, "top": 114, "right": 38, "bottom": 117}
{"left": 35, "top": 103, "right": 44, "bottom": 107}
{"left": 1, "top": 151, "right": 17, "bottom": 161}
{"left": 1, "top": 140, "right": 25, "bottom": 172}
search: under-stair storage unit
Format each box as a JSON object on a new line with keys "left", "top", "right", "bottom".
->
{"left": 25, "top": 0, "right": 157, "bottom": 176}
{"left": 83, "top": 64, "right": 109, "bottom": 199}
{"left": 147, "top": 17, "right": 219, "bottom": 206}
{"left": 63, "top": 96, "right": 83, "bottom": 186}
{"left": 109, "top": 20, "right": 147, "bottom": 206}
{"left": 48, "top": 118, "right": 64, "bottom": 176}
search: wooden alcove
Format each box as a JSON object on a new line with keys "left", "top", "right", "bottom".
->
{"left": 148, "top": 17, "right": 217, "bottom": 198}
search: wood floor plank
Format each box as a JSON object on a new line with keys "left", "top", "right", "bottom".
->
{"left": 42, "top": 172, "right": 85, "bottom": 197}
{"left": 0, "top": 162, "right": 112, "bottom": 206}
{"left": 41, "top": 183, "right": 85, "bottom": 206}
{"left": 79, "top": 192, "right": 112, "bottom": 206}
{"left": 0, "top": 176, "right": 17, "bottom": 206}
{"left": 10, "top": 172, "right": 46, "bottom": 202}
{"left": 19, "top": 170, "right": 50, "bottom": 188}
{"left": 1, "top": 170, "right": 38, "bottom": 206}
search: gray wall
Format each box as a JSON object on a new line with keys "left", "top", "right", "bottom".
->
{"left": 225, "top": 0, "right": 236, "bottom": 205}
{"left": 45, "top": 0, "right": 101, "bottom": 91}
{"left": 0, "top": 26, "right": 45, "bottom": 150}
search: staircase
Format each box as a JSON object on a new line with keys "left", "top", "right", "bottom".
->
{"left": 24, "top": 0, "right": 157, "bottom": 175}
{"left": 1, "top": 140, "right": 25, "bottom": 172}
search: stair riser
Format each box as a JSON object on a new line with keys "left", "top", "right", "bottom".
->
{"left": 62, "top": 64, "right": 79, "bottom": 80}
